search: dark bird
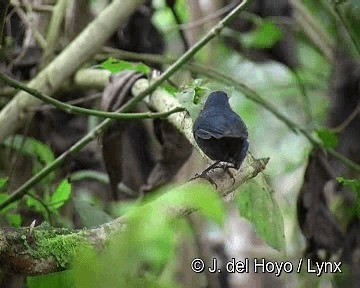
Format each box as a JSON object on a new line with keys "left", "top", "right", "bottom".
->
{"left": 193, "top": 91, "right": 249, "bottom": 170}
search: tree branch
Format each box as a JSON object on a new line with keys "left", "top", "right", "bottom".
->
{"left": 0, "top": 71, "right": 185, "bottom": 120}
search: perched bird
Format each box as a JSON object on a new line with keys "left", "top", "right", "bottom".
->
{"left": 192, "top": 91, "right": 249, "bottom": 170}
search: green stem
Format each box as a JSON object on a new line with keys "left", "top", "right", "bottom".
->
{"left": 0, "top": 71, "right": 185, "bottom": 119}
{"left": 0, "top": 0, "right": 251, "bottom": 211}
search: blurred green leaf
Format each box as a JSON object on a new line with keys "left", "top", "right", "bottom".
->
{"left": 73, "top": 194, "right": 182, "bottom": 288}
{"left": 3, "top": 135, "right": 54, "bottom": 165}
{"left": 0, "top": 177, "right": 8, "bottom": 190}
{"left": 177, "top": 80, "right": 213, "bottom": 120}
{"left": 3, "top": 135, "right": 55, "bottom": 183}
{"left": 337, "top": 177, "right": 360, "bottom": 217}
{"left": 161, "top": 82, "right": 178, "bottom": 95}
{"left": 27, "top": 271, "right": 73, "bottom": 288}
{"left": 25, "top": 195, "right": 50, "bottom": 220}
{"left": 236, "top": 177, "right": 285, "bottom": 251}
{"left": 177, "top": 88, "right": 200, "bottom": 119}
{"left": 50, "top": 179, "right": 71, "bottom": 209}
{"left": 99, "top": 57, "right": 150, "bottom": 74}
{"left": 316, "top": 128, "right": 339, "bottom": 149}
{"left": 160, "top": 182, "right": 225, "bottom": 224}
{"left": 337, "top": 177, "right": 360, "bottom": 192}
{"left": 241, "top": 20, "right": 283, "bottom": 49}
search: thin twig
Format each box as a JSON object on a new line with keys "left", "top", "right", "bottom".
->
{"left": 0, "top": 71, "right": 185, "bottom": 120}
{"left": 332, "top": 102, "right": 360, "bottom": 133}
{"left": 0, "top": 0, "right": 252, "bottom": 211}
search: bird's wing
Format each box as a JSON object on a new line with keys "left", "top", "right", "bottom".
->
{"left": 194, "top": 113, "right": 248, "bottom": 139}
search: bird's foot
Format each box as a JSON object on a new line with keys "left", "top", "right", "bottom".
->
{"left": 190, "top": 161, "right": 238, "bottom": 187}
{"left": 190, "top": 161, "right": 221, "bottom": 188}
{"left": 220, "top": 163, "right": 237, "bottom": 184}
{"left": 191, "top": 171, "right": 218, "bottom": 188}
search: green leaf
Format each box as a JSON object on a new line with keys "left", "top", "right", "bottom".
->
{"left": 241, "top": 20, "right": 283, "bottom": 49}
{"left": 3, "top": 135, "right": 54, "bottom": 165}
{"left": 26, "top": 195, "right": 50, "bottom": 220}
{"left": 337, "top": 177, "right": 360, "bottom": 192}
{"left": 0, "top": 177, "right": 8, "bottom": 190}
{"left": 177, "top": 82, "right": 211, "bottom": 120}
{"left": 50, "top": 179, "right": 71, "bottom": 209}
{"left": 160, "top": 182, "right": 225, "bottom": 224}
{"left": 337, "top": 177, "right": 360, "bottom": 217}
{"left": 161, "top": 82, "right": 178, "bottom": 95}
{"left": 316, "top": 128, "right": 339, "bottom": 149}
{"left": 236, "top": 177, "right": 285, "bottom": 251}
{"left": 99, "top": 58, "right": 150, "bottom": 74}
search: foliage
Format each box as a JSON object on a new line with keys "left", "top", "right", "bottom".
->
{"left": 236, "top": 176, "right": 285, "bottom": 251}
{"left": 70, "top": 182, "right": 223, "bottom": 287}
{"left": 316, "top": 127, "right": 339, "bottom": 149}
{"left": 241, "top": 19, "right": 283, "bottom": 49}
{"left": 99, "top": 57, "right": 151, "bottom": 75}
{"left": 0, "top": 136, "right": 72, "bottom": 224}
{"left": 337, "top": 177, "right": 360, "bottom": 218}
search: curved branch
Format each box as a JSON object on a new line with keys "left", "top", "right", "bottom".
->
{"left": 0, "top": 71, "right": 185, "bottom": 120}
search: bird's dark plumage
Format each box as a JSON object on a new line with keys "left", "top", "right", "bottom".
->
{"left": 192, "top": 91, "right": 249, "bottom": 169}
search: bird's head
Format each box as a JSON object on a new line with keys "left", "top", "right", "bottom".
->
{"left": 203, "top": 91, "right": 230, "bottom": 110}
